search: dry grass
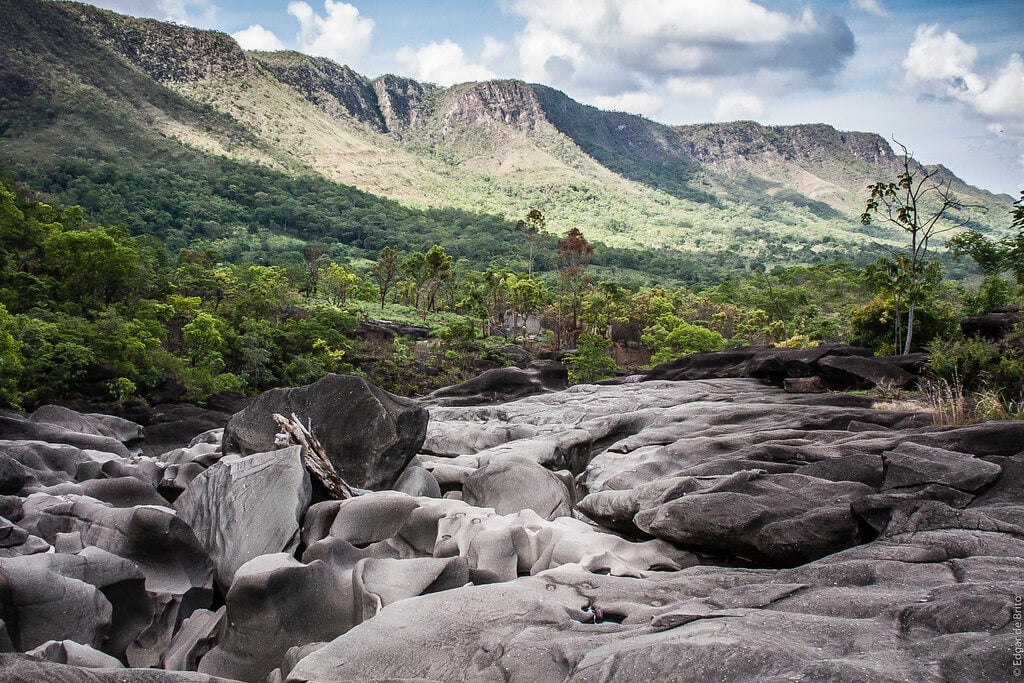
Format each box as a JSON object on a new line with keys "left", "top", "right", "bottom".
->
{"left": 920, "top": 376, "right": 1024, "bottom": 426}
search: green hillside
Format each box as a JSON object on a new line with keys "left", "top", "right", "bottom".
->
{"left": 0, "top": 0, "right": 1013, "bottom": 277}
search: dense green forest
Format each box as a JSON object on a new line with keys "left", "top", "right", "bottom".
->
{"left": 15, "top": 152, "right": 794, "bottom": 287}
{"left": 3, "top": 169, "right": 1023, "bottom": 419}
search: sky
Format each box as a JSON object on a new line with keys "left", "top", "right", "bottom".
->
{"left": 86, "top": 1, "right": 1023, "bottom": 197}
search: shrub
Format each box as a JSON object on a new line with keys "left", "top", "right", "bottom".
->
{"left": 567, "top": 334, "right": 618, "bottom": 385}
{"left": 642, "top": 314, "right": 725, "bottom": 366}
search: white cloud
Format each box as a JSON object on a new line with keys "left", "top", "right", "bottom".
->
{"left": 287, "top": 1, "right": 374, "bottom": 66}
{"left": 591, "top": 91, "right": 664, "bottom": 117}
{"left": 88, "top": 0, "right": 217, "bottom": 26}
{"left": 902, "top": 24, "right": 1024, "bottom": 163}
{"left": 849, "top": 0, "right": 890, "bottom": 18}
{"left": 666, "top": 77, "right": 715, "bottom": 99}
{"left": 232, "top": 25, "right": 285, "bottom": 51}
{"left": 902, "top": 24, "right": 983, "bottom": 96}
{"left": 503, "top": 0, "right": 853, "bottom": 121}
{"left": 714, "top": 92, "right": 766, "bottom": 121}
{"left": 395, "top": 40, "right": 496, "bottom": 86}
{"left": 481, "top": 36, "right": 508, "bottom": 64}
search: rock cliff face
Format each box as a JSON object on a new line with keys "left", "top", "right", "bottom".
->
{"left": 64, "top": 3, "right": 253, "bottom": 84}
{"left": 677, "top": 120, "right": 898, "bottom": 168}
{"left": 252, "top": 52, "right": 386, "bottom": 131}
{"left": 372, "top": 74, "right": 439, "bottom": 132}
{"left": 0, "top": 364, "right": 1020, "bottom": 680}
{"left": 439, "top": 80, "right": 549, "bottom": 132}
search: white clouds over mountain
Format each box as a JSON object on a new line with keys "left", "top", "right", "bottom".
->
{"left": 903, "top": 24, "right": 1024, "bottom": 163}
{"left": 395, "top": 39, "right": 496, "bottom": 86}
{"left": 232, "top": 24, "right": 285, "bottom": 51}
{"left": 714, "top": 92, "right": 765, "bottom": 121}
{"left": 502, "top": 0, "right": 855, "bottom": 118}
{"left": 288, "top": 0, "right": 374, "bottom": 67}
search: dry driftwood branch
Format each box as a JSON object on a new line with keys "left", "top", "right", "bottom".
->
{"left": 273, "top": 412, "right": 354, "bottom": 499}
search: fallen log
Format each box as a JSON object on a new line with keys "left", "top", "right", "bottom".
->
{"left": 273, "top": 412, "right": 354, "bottom": 499}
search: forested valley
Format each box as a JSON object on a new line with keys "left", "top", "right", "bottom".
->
{"left": 3, "top": 169, "right": 1023, "bottom": 424}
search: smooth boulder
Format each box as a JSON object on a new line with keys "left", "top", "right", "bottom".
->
{"left": 223, "top": 374, "right": 427, "bottom": 489}
{"left": 174, "top": 446, "right": 311, "bottom": 590}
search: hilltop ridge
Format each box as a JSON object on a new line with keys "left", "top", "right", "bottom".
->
{"left": 0, "top": 0, "right": 1012, "bottom": 267}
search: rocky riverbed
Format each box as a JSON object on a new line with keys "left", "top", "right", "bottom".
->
{"left": 0, "top": 358, "right": 1022, "bottom": 681}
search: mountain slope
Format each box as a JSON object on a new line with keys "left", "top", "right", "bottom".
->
{"left": 0, "top": 0, "right": 1013, "bottom": 270}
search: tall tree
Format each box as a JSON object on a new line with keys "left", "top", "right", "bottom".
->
{"left": 302, "top": 243, "right": 328, "bottom": 298}
{"left": 557, "top": 227, "right": 594, "bottom": 346}
{"left": 506, "top": 274, "right": 548, "bottom": 344}
{"left": 400, "top": 251, "right": 428, "bottom": 310}
{"left": 860, "top": 141, "right": 974, "bottom": 354}
{"left": 370, "top": 246, "right": 400, "bottom": 311}
{"left": 320, "top": 263, "right": 360, "bottom": 307}
{"left": 423, "top": 244, "right": 454, "bottom": 312}
{"left": 516, "top": 209, "right": 545, "bottom": 276}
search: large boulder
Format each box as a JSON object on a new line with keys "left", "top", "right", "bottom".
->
{"left": 198, "top": 554, "right": 354, "bottom": 682}
{"left": 223, "top": 374, "right": 427, "bottom": 490}
{"left": 0, "top": 653, "right": 227, "bottom": 681}
{"left": 16, "top": 494, "right": 215, "bottom": 665}
{"left": 462, "top": 459, "right": 573, "bottom": 520}
{"left": 174, "top": 446, "right": 309, "bottom": 589}
{"left": 818, "top": 354, "right": 917, "bottom": 390}
{"left": 0, "top": 412, "right": 131, "bottom": 458}
{"left": 633, "top": 470, "right": 873, "bottom": 566}
{"left": 421, "top": 361, "right": 568, "bottom": 406}
{"left": 174, "top": 446, "right": 312, "bottom": 590}
{"left": 0, "top": 556, "right": 112, "bottom": 651}
{"left": 29, "top": 406, "right": 144, "bottom": 445}
{"left": 881, "top": 442, "right": 1002, "bottom": 492}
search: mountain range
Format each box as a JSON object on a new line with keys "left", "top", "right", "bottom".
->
{"left": 0, "top": 0, "right": 1014, "bottom": 275}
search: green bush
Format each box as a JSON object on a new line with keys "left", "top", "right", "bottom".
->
{"left": 928, "top": 335, "right": 996, "bottom": 390}
{"left": 642, "top": 314, "right": 725, "bottom": 366}
{"left": 567, "top": 334, "right": 618, "bottom": 385}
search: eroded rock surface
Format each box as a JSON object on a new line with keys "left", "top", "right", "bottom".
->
{"left": 174, "top": 446, "right": 311, "bottom": 590}
{"left": 1, "top": 374, "right": 1022, "bottom": 682}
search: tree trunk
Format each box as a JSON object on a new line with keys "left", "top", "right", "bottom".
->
{"left": 903, "top": 303, "right": 915, "bottom": 355}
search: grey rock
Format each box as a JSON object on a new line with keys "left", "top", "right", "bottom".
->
{"left": 174, "top": 446, "right": 311, "bottom": 590}
{"left": 0, "top": 516, "right": 49, "bottom": 557}
{"left": 462, "top": 459, "right": 573, "bottom": 520}
{"left": 163, "top": 607, "right": 225, "bottom": 672}
{"left": 818, "top": 354, "right": 917, "bottom": 390}
{"left": 16, "top": 547, "right": 153, "bottom": 663}
{"left": 30, "top": 406, "right": 143, "bottom": 444}
{"left": 16, "top": 493, "right": 214, "bottom": 664}
{"left": 634, "top": 470, "right": 872, "bottom": 565}
{"left": 0, "top": 653, "right": 231, "bottom": 681}
{"left": 0, "top": 451, "right": 30, "bottom": 493}
{"left": 393, "top": 465, "right": 441, "bottom": 498}
{"left": 421, "top": 361, "right": 568, "bottom": 407}
{"left": 302, "top": 492, "right": 419, "bottom": 550}
{"left": 882, "top": 442, "right": 1002, "bottom": 492}
{"left": 223, "top": 374, "right": 427, "bottom": 490}
{"left": 783, "top": 375, "right": 827, "bottom": 393}
{"left": 25, "top": 640, "right": 125, "bottom": 669}
{"left": 0, "top": 413, "right": 131, "bottom": 458}
{"left": 0, "top": 556, "right": 112, "bottom": 651}
{"left": 853, "top": 484, "right": 976, "bottom": 532}
{"left": 78, "top": 478, "right": 168, "bottom": 508}
{"left": 352, "top": 556, "right": 469, "bottom": 623}
{"left": 199, "top": 554, "right": 354, "bottom": 683}
{"left": 0, "top": 441, "right": 104, "bottom": 486}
